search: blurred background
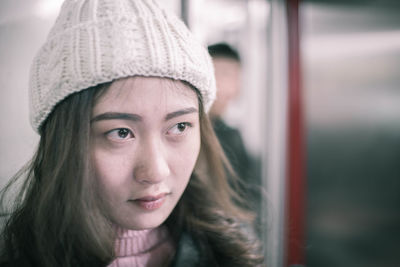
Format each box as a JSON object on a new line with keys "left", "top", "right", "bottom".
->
{"left": 302, "top": 1, "right": 400, "bottom": 267}
{"left": 1, "top": 0, "right": 399, "bottom": 266}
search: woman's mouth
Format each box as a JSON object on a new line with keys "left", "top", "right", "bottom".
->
{"left": 131, "top": 193, "right": 168, "bottom": 211}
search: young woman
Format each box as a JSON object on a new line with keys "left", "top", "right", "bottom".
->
{"left": 0, "top": 0, "right": 264, "bottom": 266}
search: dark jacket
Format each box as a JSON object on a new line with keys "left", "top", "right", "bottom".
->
{"left": 212, "top": 117, "right": 262, "bottom": 213}
{"left": 170, "top": 233, "right": 210, "bottom": 267}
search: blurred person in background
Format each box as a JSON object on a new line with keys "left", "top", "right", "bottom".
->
{"left": 208, "top": 43, "right": 262, "bottom": 214}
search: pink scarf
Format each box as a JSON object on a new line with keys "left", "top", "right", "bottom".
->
{"left": 107, "top": 225, "right": 175, "bottom": 267}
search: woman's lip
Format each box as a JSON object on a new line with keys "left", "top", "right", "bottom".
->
{"left": 135, "top": 193, "right": 168, "bottom": 201}
{"left": 130, "top": 193, "right": 169, "bottom": 211}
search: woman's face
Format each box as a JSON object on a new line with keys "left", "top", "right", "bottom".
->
{"left": 90, "top": 76, "right": 200, "bottom": 230}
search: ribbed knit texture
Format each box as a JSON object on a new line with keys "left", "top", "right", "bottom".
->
{"left": 108, "top": 225, "right": 175, "bottom": 267}
{"left": 29, "top": 0, "right": 216, "bottom": 132}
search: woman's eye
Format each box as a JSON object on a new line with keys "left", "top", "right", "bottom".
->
{"left": 168, "top": 122, "right": 192, "bottom": 135}
{"left": 106, "top": 128, "right": 134, "bottom": 140}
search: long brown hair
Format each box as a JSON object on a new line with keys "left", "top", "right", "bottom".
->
{"left": 0, "top": 81, "right": 264, "bottom": 266}
{"left": 167, "top": 92, "right": 264, "bottom": 266}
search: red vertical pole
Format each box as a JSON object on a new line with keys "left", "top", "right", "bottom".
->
{"left": 286, "top": 0, "right": 305, "bottom": 266}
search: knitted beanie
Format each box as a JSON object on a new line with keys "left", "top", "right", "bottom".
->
{"left": 29, "top": 0, "right": 216, "bottom": 132}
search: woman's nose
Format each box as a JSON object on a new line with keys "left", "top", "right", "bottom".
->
{"left": 133, "top": 140, "right": 170, "bottom": 185}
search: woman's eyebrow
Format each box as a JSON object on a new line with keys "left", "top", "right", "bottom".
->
{"left": 91, "top": 112, "right": 142, "bottom": 123}
{"left": 91, "top": 107, "right": 197, "bottom": 123}
{"left": 165, "top": 107, "right": 198, "bottom": 121}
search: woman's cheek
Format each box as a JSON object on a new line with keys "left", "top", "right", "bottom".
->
{"left": 92, "top": 148, "right": 132, "bottom": 186}
{"left": 171, "top": 133, "right": 200, "bottom": 171}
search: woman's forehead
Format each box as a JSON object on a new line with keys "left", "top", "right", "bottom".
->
{"left": 93, "top": 76, "right": 199, "bottom": 114}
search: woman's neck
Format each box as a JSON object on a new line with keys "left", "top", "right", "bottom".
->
{"left": 108, "top": 225, "right": 175, "bottom": 267}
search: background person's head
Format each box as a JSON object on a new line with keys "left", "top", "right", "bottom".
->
{"left": 208, "top": 43, "right": 241, "bottom": 118}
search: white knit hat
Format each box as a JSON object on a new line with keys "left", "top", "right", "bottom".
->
{"left": 29, "top": 0, "right": 216, "bottom": 132}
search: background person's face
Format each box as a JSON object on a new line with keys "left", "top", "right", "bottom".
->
{"left": 90, "top": 76, "right": 200, "bottom": 230}
{"left": 210, "top": 57, "right": 241, "bottom": 117}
